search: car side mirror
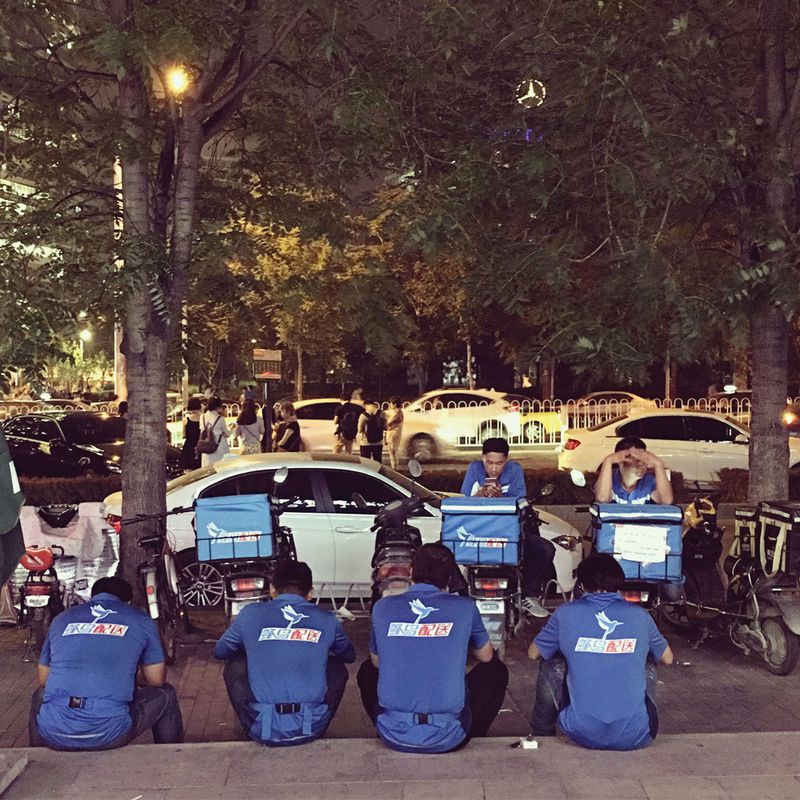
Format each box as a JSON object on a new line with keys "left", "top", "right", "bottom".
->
{"left": 407, "top": 459, "right": 423, "bottom": 479}
{"left": 540, "top": 483, "right": 555, "bottom": 497}
{"left": 274, "top": 466, "right": 289, "bottom": 485}
{"left": 569, "top": 469, "right": 587, "bottom": 488}
{"left": 734, "top": 433, "right": 749, "bottom": 445}
{"left": 351, "top": 492, "right": 368, "bottom": 510}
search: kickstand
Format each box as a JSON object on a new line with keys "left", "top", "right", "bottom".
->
{"left": 690, "top": 625, "right": 711, "bottom": 649}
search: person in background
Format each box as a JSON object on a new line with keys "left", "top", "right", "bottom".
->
{"left": 180, "top": 397, "right": 203, "bottom": 471}
{"left": 117, "top": 401, "right": 128, "bottom": 420}
{"left": 594, "top": 436, "right": 673, "bottom": 505}
{"left": 275, "top": 402, "right": 302, "bottom": 452}
{"left": 233, "top": 398, "right": 265, "bottom": 455}
{"left": 199, "top": 396, "right": 230, "bottom": 467}
{"left": 333, "top": 391, "right": 364, "bottom": 455}
{"left": 528, "top": 554, "right": 673, "bottom": 750}
{"left": 358, "top": 401, "right": 386, "bottom": 463}
{"left": 30, "top": 576, "right": 183, "bottom": 751}
{"left": 384, "top": 397, "right": 404, "bottom": 470}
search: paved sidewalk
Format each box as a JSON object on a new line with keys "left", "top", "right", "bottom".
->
{"left": 3, "top": 733, "right": 800, "bottom": 799}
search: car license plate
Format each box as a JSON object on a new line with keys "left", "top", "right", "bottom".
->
{"left": 477, "top": 600, "right": 503, "bottom": 614}
{"left": 24, "top": 595, "right": 50, "bottom": 608}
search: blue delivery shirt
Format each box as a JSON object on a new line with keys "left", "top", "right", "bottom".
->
{"left": 611, "top": 469, "right": 656, "bottom": 504}
{"left": 534, "top": 592, "right": 668, "bottom": 750}
{"left": 37, "top": 593, "right": 164, "bottom": 749}
{"left": 369, "top": 584, "right": 489, "bottom": 753}
{"left": 460, "top": 460, "right": 527, "bottom": 499}
{"left": 214, "top": 594, "right": 355, "bottom": 744}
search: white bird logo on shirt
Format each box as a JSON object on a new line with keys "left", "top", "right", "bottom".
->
{"left": 90, "top": 605, "right": 117, "bottom": 623}
{"left": 281, "top": 605, "right": 309, "bottom": 629}
{"left": 410, "top": 598, "right": 437, "bottom": 625}
{"left": 595, "top": 611, "right": 623, "bottom": 640}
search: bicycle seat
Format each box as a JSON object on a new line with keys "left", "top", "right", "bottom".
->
{"left": 37, "top": 504, "right": 78, "bottom": 528}
{"left": 19, "top": 547, "right": 54, "bottom": 571}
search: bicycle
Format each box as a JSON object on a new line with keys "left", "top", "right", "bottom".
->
{"left": 123, "top": 508, "right": 192, "bottom": 665}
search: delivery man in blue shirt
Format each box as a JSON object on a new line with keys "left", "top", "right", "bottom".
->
{"left": 461, "top": 437, "right": 555, "bottom": 619}
{"left": 594, "top": 436, "right": 673, "bottom": 505}
{"left": 215, "top": 560, "right": 355, "bottom": 746}
{"left": 29, "top": 576, "right": 183, "bottom": 750}
{"left": 357, "top": 543, "right": 509, "bottom": 753}
{"left": 528, "top": 554, "right": 674, "bottom": 750}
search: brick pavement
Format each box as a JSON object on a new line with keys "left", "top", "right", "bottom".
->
{"left": 4, "top": 598, "right": 800, "bottom": 748}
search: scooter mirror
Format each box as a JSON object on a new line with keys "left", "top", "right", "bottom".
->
{"left": 540, "top": 483, "right": 555, "bottom": 497}
{"left": 351, "top": 492, "right": 368, "bottom": 510}
{"left": 274, "top": 466, "right": 289, "bottom": 485}
{"left": 408, "top": 459, "right": 423, "bottom": 479}
{"left": 569, "top": 469, "right": 587, "bottom": 488}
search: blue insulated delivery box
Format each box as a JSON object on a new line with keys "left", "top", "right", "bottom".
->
{"left": 195, "top": 494, "right": 274, "bottom": 562}
{"left": 440, "top": 496, "right": 522, "bottom": 566}
{"left": 591, "top": 503, "right": 683, "bottom": 583}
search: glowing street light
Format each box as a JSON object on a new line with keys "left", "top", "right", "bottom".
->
{"left": 166, "top": 66, "right": 190, "bottom": 97}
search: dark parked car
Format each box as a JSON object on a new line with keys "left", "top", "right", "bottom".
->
{"left": 2, "top": 412, "right": 183, "bottom": 479}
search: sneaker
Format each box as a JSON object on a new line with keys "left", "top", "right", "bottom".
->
{"left": 520, "top": 596, "right": 550, "bottom": 618}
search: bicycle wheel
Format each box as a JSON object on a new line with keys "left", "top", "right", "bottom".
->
{"left": 156, "top": 583, "right": 180, "bottom": 665}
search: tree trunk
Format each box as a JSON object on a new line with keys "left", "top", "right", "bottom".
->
{"left": 296, "top": 345, "right": 304, "bottom": 400}
{"left": 466, "top": 338, "right": 475, "bottom": 390}
{"left": 748, "top": 0, "right": 795, "bottom": 502}
{"left": 664, "top": 350, "right": 678, "bottom": 402}
{"left": 748, "top": 307, "right": 789, "bottom": 501}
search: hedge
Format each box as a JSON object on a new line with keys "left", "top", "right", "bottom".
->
{"left": 20, "top": 475, "right": 122, "bottom": 506}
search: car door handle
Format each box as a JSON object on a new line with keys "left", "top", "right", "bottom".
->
{"left": 334, "top": 525, "right": 372, "bottom": 534}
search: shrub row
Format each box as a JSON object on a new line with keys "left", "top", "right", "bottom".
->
{"left": 20, "top": 475, "right": 122, "bottom": 506}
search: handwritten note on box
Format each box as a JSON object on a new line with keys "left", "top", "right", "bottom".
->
{"left": 614, "top": 524, "right": 668, "bottom": 564}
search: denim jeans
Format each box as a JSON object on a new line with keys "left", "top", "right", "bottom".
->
{"left": 529, "top": 655, "right": 659, "bottom": 739}
{"left": 30, "top": 684, "right": 184, "bottom": 750}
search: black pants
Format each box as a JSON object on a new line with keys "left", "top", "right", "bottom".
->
{"left": 29, "top": 684, "right": 184, "bottom": 750}
{"left": 360, "top": 444, "right": 383, "bottom": 462}
{"left": 356, "top": 655, "right": 509, "bottom": 743}
{"left": 521, "top": 534, "right": 556, "bottom": 597}
{"left": 529, "top": 655, "right": 659, "bottom": 740}
{"left": 222, "top": 654, "right": 349, "bottom": 742}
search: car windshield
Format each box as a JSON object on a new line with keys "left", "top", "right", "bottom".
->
{"left": 167, "top": 465, "right": 216, "bottom": 492}
{"left": 587, "top": 414, "right": 628, "bottom": 432}
{"left": 378, "top": 464, "right": 441, "bottom": 508}
{"left": 59, "top": 414, "right": 127, "bottom": 444}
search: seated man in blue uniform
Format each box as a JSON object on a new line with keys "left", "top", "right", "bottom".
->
{"left": 357, "top": 543, "right": 509, "bottom": 753}
{"left": 215, "top": 560, "right": 355, "bottom": 746}
{"left": 594, "top": 436, "right": 673, "bottom": 505}
{"left": 460, "top": 437, "right": 555, "bottom": 619}
{"left": 29, "top": 576, "right": 183, "bottom": 750}
{"left": 528, "top": 554, "right": 674, "bottom": 750}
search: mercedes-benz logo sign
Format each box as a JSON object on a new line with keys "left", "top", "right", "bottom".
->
{"left": 515, "top": 78, "right": 546, "bottom": 109}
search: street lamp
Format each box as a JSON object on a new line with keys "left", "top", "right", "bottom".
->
{"left": 78, "top": 328, "right": 92, "bottom": 359}
{"left": 166, "top": 66, "right": 190, "bottom": 97}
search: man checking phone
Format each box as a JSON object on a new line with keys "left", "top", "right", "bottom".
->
{"left": 460, "top": 438, "right": 554, "bottom": 619}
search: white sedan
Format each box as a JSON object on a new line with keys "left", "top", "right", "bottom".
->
{"left": 558, "top": 408, "right": 800, "bottom": 486}
{"left": 404, "top": 389, "right": 522, "bottom": 446}
{"left": 103, "top": 453, "right": 582, "bottom": 603}
{"left": 293, "top": 398, "right": 447, "bottom": 461}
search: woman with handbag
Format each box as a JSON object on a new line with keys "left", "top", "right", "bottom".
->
{"left": 233, "top": 399, "right": 265, "bottom": 455}
{"left": 196, "top": 397, "right": 230, "bottom": 467}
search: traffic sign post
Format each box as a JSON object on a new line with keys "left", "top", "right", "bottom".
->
{"left": 252, "top": 348, "right": 282, "bottom": 381}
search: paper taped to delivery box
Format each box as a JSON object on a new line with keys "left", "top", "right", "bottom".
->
{"left": 614, "top": 524, "right": 668, "bottom": 564}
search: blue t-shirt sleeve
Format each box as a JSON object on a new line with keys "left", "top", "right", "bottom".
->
{"left": 329, "top": 619, "right": 356, "bottom": 664}
{"left": 214, "top": 613, "right": 245, "bottom": 660}
{"left": 460, "top": 462, "right": 481, "bottom": 496}
{"left": 647, "top": 616, "right": 668, "bottom": 662}
{"left": 368, "top": 618, "right": 378, "bottom": 656}
{"left": 469, "top": 602, "right": 490, "bottom": 650}
{"left": 534, "top": 610, "right": 561, "bottom": 660}
{"left": 141, "top": 617, "right": 166, "bottom": 666}
{"left": 505, "top": 462, "right": 527, "bottom": 498}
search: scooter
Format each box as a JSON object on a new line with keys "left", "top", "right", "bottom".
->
{"left": 660, "top": 498, "right": 800, "bottom": 675}
{"left": 19, "top": 543, "right": 66, "bottom": 658}
{"left": 365, "top": 460, "right": 425, "bottom": 603}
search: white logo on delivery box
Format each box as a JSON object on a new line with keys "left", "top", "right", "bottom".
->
{"left": 207, "top": 521, "right": 259, "bottom": 542}
{"left": 455, "top": 525, "right": 506, "bottom": 548}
